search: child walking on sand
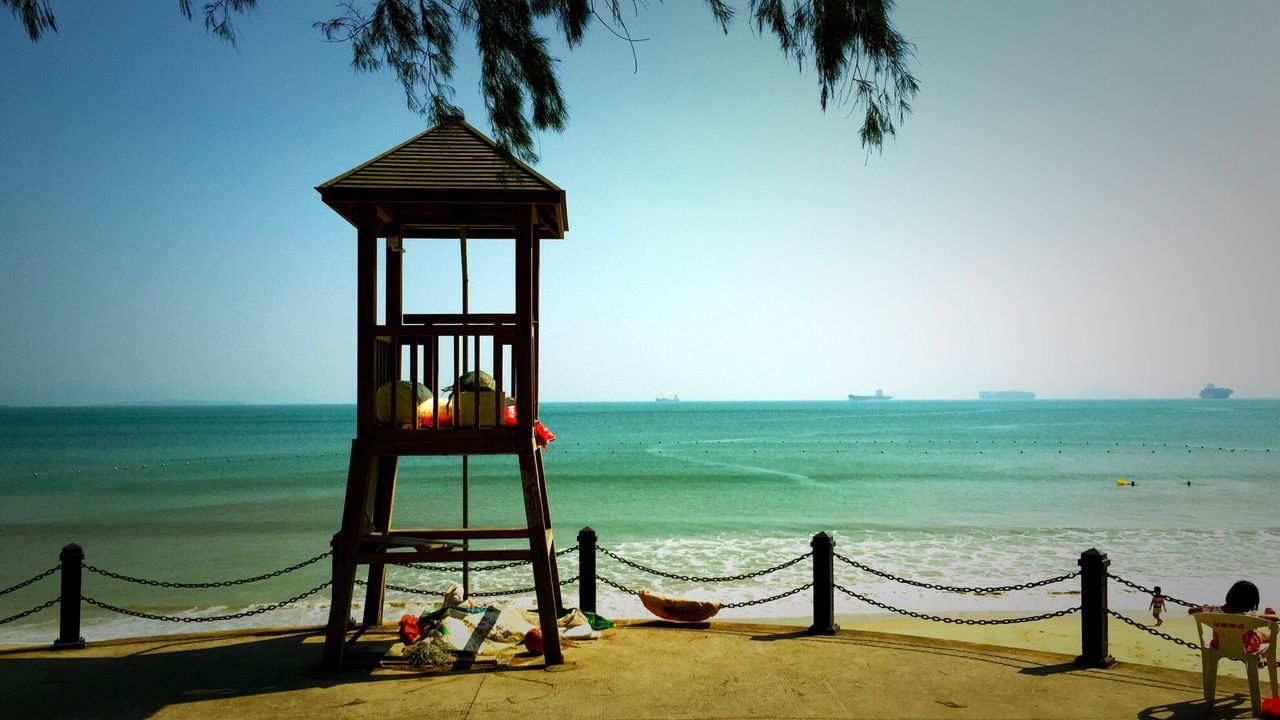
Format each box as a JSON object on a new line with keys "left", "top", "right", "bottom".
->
{"left": 1149, "top": 586, "right": 1165, "bottom": 626}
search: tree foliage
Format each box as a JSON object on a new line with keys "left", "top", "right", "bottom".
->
{"left": 8, "top": 0, "right": 919, "bottom": 162}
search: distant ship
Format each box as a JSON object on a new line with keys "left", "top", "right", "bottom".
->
{"left": 849, "top": 389, "right": 892, "bottom": 401}
{"left": 979, "top": 390, "right": 1036, "bottom": 400}
{"left": 1199, "top": 383, "right": 1233, "bottom": 399}
{"left": 655, "top": 395, "right": 680, "bottom": 402}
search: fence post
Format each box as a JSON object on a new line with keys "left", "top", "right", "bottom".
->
{"left": 808, "top": 531, "right": 839, "bottom": 635}
{"left": 1074, "top": 547, "right": 1114, "bottom": 668}
{"left": 578, "top": 526, "right": 596, "bottom": 614}
{"left": 52, "top": 543, "right": 85, "bottom": 650}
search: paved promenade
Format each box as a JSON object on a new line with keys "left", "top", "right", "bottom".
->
{"left": 0, "top": 622, "right": 1257, "bottom": 719}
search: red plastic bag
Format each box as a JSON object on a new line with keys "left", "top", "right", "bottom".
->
{"left": 398, "top": 613, "right": 420, "bottom": 645}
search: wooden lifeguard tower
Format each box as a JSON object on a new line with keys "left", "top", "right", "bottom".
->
{"left": 316, "top": 117, "right": 567, "bottom": 670}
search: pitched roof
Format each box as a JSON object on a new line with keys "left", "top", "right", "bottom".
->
{"left": 318, "top": 117, "right": 562, "bottom": 193}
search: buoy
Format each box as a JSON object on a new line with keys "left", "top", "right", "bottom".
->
{"left": 524, "top": 627, "right": 544, "bottom": 655}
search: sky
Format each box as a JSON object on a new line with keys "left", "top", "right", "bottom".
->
{"left": 1, "top": 1, "right": 1277, "bottom": 404}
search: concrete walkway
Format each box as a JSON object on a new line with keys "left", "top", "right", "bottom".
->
{"left": 0, "top": 622, "right": 1259, "bottom": 719}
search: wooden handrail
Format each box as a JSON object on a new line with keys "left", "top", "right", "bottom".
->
{"left": 403, "top": 313, "right": 517, "bottom": 325}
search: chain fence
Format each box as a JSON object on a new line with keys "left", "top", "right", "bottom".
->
{"left": 597, "top": 574, "right": 813, "bottom": 610}
{"left": 834, "top": 583, "right": 1079, "bottom": 625}
{"left": 0, "top": 598, "right": 60, "bottom": 626}
{"left": 409, "top": 544, "right": 578, "bottom": 573}
{"left": 834, "top": 553, "right": 1078, "bottom": 594}
{"left": 4, "top": 533, "right": 1207, "bottom": 668}
{"left": 80, "top": 582, "right": 332, "bottom": 623}
{"left": 0, "top": 566, "right": 59, "bottom": 598}
{"left": 1106, "top": 608, "right": 1201, "bottom": 651}
{"left": 1106, "top": 573, "right": 1197, "bottom": 608}
{"left": 597, "top": 547, "right": 811, "bottom": 583}
{"left": 83, "top": 551, "right": 332, "bottom": 589}
{"left": 361, "top": 575, "right": 579, "bottom": 598}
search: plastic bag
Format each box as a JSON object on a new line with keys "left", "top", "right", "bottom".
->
{"left": 502, "top": 406, "right": 557, "bottom": 448}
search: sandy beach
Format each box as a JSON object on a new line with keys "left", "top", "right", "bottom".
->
{"left": 715, "top": 610, "right": 1249, "bottom": 679}
{"left": 1, "top": 620, "right": 1264, "bottom": 719}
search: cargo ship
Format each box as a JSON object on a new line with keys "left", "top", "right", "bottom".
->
{"left": 979, "top": 390, "right": 1036, "bottom": 400}
{"left": 1199, "top": 384, "right": 1233, "bottom": 399}
{"left": 655, "top": 395, "right": 680, "bottom": 402}
{"left": 849, "top": 389, "right": 892, "bottom": 401}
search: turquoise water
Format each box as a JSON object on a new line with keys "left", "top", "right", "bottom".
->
{"left": 2, "top": 400, "right": 1278, "bottom": 641}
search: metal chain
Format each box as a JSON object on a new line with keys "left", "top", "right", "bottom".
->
{"left": 834, "top": 552, "right": 1078, "bottom": 594}
{"left": 1106, "top": 609, "right": 1201, "bottom": 651}
{"left": 80, "top": 581, "right": 332, "bottom": 623}
{"left": 409, "top": 545, "right": 578, "bottom": 573}
{"left": 596, "top": 575, "right": 811, "bottom": 610}
{"left": 358, "top": 579, "right": 445, "bottom": 596}
{"left": 835, "top": 583, "right": 1079, "bottom": 625}
{"left": 597, "top": 547, "right": 812, "bottom": 583}
{"left": 83, "top": 551, "right": 332, "bottom": 589}
{"left": 0, "top": 597, "right": 60, "bottom": 625}
{"left": 470, "top": 576, "right": 579, "bottom": 598}
{"left": 1106, "top": 573, "right": 1197, "bottom": 608}
{"left": 363, "top": 576, "right": 580, "bottom": 598}
{"left": 723, "top": 583, "right": 814, "bottom": 609}
{"left": 598, "top": 575, "right": 642, "bottom": 595}
{"left": 0, "top": 566, "right": 59, "bottom": 597}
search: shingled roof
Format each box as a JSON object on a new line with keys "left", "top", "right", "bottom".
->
{"left": 320, "top": 117, "right": 562, "bottom": 191}
{"left": 317, "top": 117, "right": 567, "bottom": 237}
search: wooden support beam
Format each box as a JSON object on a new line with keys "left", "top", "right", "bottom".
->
{"left": 356, "top": 209, "right": 379, "bottom": 437}
{"left": 355, "top": 549, "right": 532, "bottom": 565}
{"left": 378, "top": 527, "right": 531, "bottom": 540}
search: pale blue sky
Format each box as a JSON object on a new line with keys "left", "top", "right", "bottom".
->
{"left": 2, "top": 1, "right": 1277, "bottom": 404}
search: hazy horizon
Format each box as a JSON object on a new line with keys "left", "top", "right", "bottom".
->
{"left": 4, "top": 394, "right": 1276, "bottom": 409}
{"left": 3, "top": 2, "right": 1277, "bottom": 405}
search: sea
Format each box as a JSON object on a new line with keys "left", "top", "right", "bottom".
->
{"left": 2, "top": 400, "right": 1278, "bottom": 644}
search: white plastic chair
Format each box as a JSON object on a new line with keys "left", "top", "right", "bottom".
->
{"left": 1193, "top": 612, "right": 1279, "bottom": 716}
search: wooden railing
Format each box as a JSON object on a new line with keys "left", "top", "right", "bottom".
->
{"left": 372, "top": 313, "right": 525, "bottom": 435}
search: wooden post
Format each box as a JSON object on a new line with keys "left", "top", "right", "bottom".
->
{"left": 808, "top": 532, "right": 839, "bottom": 635}
{"left": 355, "top": 212, "right": 379, "bottom": 437}
{"left": 1075, "top": 548, "right": 1115, "bottom": 668}
{"left": 52, "top": 543, "right": 85, "bottom": 650}
{"left": 578, "top": 527, "right": 597, "bottom": 613}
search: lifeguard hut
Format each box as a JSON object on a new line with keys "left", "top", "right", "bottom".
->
{"left": 316, "top": 117, "right": 567, "bottom": 670}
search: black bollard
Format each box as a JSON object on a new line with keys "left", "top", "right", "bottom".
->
{"left": 1074, "top": 548, "right": 1115, "bottom": 668}
{"left": 808, "top": 532, "right": 839, "bottom": 635}
{"left": 52, "top": 543, "right": 85, "bottom": 650}
{"left": 578, "top": 526, "right": 597, "bottom": 614}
